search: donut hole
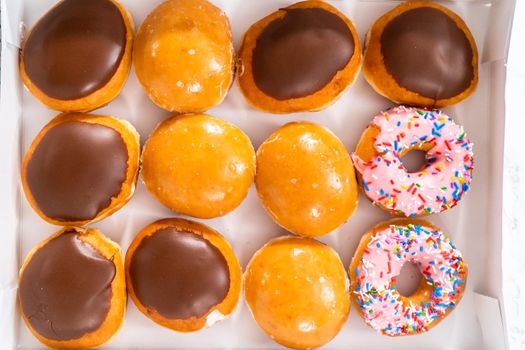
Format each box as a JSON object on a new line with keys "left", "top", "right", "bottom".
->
{"left": 400, "top": 149, "right": 427, "bottom": 173}
{"left": 394, "top": 261, "right": 423, "bottom": 297}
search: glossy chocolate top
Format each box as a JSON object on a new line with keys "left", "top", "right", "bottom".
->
{"left": 22, "top": 0, "right": 126, "bottom": 100}
{"left": 252, "top": 7, "right": 354, "bottom": 100}
{"left": 19, "top": 231, "right": 116, "bottom": 340}
{"left": 26, "top": 120, "right": 128, "bottom": 222}
{"left": 381, "top": 7, "right": 474, "bottom": 100}
{"left": 130, "top": 228, "right": 230, "bottom": 319}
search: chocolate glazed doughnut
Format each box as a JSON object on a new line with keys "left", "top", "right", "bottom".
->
{"left": 129, "top": 228, "right": 230, "bottom": 320}
{"left": 381, "top": 8, "right": 473, "bottom": 100}
{"left": 252, "top": 7, "right": 354, "bottom": 100}
{"left": 20, "top": 0, "right": 134, "bottom": 112}
{"left": 26, "top": 122, "right": 127, "bottom": 220}
{"left": 363, "top": 1, "right": 478, "bottom": 107}
{"left": 21, "top": 113, "right": 140, "bottom": 226}
{"left": 238, "top": 0, "right": 362, "bottom": 113}
{"left": 18, "top": 227, "right": 126, "bottom": 349}
{"left": 125, "top": 219, "right": 242, "bottom": 332}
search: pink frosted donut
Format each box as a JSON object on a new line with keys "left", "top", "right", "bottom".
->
{"left": 352, "top": 106, "right": 474, "bottom": 217}
{"left": 349, "top": 219, "right": 468, "bottom": 336}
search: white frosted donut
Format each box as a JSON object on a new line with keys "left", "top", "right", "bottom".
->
{"left": 352, "top": 106, "right": 474, "bottom": 217}
{"left": 349, "top": 219, "right": 468, "bottom": 336}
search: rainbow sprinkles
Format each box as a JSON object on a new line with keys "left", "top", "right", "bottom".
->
{"left": 352, "top": 222, "right": 467, "bottom": 336}
{"left": 352, "top": 106, "right": 474, "bottom": 217}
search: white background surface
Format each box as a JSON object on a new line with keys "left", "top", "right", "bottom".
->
{"left": 0, "top": 0, "right": 521, "bottom": 349}
{"left": 503, "top": 0, "right": 525, "bottom": 348}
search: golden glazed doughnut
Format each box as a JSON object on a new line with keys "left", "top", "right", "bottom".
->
{"left": 349, "top": 219, "right": 468, "bottom": 336}
{"left": 141, "top": 114, "right": 255, "bottom": 218}
{"left": 21, "top": 113, "right": 140, "bottom": 226}
{"left": 363, "top": 1, "right": 478, "bottom": 107}
{"left": 18, "top": 227, "right": 126, "bottom": 349}
{"left": 238, "top": 1, "right": 361, "bottom": 113}
{"left": 134, "top": 0, "right": 234, "bottom": 113}
{"left": 244, "top": 236, "right": 350, "bottom": 349}
{"left": 20, "top": 0, "right": 133, "bottom": 112}
{"left": 125, "top": 218, "right": 242, "bottom": 332}
{"left": 255, "top": 122, "right": 358, "bottom": 237}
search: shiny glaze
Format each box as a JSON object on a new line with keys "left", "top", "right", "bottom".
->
{"left": 19, "top": 231, "right": 115, "bottom": 340}
{"left": 22, "top": 0, "right": 126, "bottom": 100}
{"left": 133, "top": 0, "right": 233, "bottom": 112}
{"left": 142, "top": 114, "right": 255, "bottom": 218}
{"left": 244, "top": 236, "right": 349, "bottom": 349}
{"left": 256, "top": 122, "right": 358, "bottom": 236}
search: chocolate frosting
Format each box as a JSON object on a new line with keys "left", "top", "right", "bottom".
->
{"left": 19, "top": 231, "right": 116, "bottom": 340}
{"left": 26, "top": 120, "right": 128, "bottom": 222}
{"left": 381, "top": 7, "right": 474, "bottom": 100}
{"left": 252, "top": 7, "right": 354, "bottom": 100}
{"left": 22, "top": 0, "right": 126, "bottom": 100}
{"left": 130, "top": 228, "right": 230, "bottom": 319}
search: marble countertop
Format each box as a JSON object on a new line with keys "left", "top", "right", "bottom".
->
{"left": 503, "top": 0, "right": 525, "bottom": 348}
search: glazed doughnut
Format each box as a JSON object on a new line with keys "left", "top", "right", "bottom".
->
{"left": 141, "top": 114, "right": 255, "bottom": 218}
{"left": 21, "top": 113, "right": 140, "bottom": 226}
{"left": 352, "top": 106, "right": 473, "bottom": 217}
{"left": 238, "top": 0, "right": 361, "bottom": 113}
{"left": 18, "top": 227, "right": 126, "bottom": 349}
{"left": 125, "top": 218, "right": 242, "bottom": 332}
{"left": 134, "top": 0, "right": 234, "bottom": 113}
{"left": 244, "top": 236, "right": 350, "bottom": 349}
{"left": 350, "top": 219, "right": 467, "bottom": 336}
{"left": 256, "top": 122, "right": 358, "bottom": 237}
{"left": 20, "top": 0, "right": 133, "bottom": 112}
{"left": 363, "top": 1, "right": 478, "bottom": 107}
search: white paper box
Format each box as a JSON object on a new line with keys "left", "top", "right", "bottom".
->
{"left": 0, "top": 0, "right": 516, "bottom": 348}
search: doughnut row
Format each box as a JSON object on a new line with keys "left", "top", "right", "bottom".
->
{"left": 17, "top": 0, "right": 477, "bottom": 349}
{"left": 19, "top": 219, "right": 468, "bottom": 348}
{"left": 20, "top": 0, "right": 477, "bottom": 114}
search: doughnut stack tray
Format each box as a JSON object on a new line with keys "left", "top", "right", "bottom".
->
{"left": 0, "top": 0, "right": 514, "bottom": 348}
